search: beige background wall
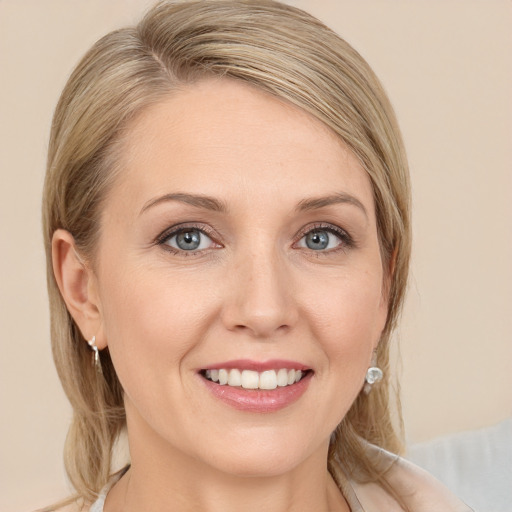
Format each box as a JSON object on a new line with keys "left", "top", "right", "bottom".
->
{"left": 1, "top": 1, "right": 510, "bottom": 510}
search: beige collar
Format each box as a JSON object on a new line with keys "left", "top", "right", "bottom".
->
{"left": 332, "top": 443, "right": 474, "bottom": 512}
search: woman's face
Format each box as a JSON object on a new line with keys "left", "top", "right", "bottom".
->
{"left": 92, "top": 79, "right": 388, "bottom": 476}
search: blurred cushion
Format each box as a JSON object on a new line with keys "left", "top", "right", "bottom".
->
{"left": 407, "top": 417, "right": 512, "bottom": 512}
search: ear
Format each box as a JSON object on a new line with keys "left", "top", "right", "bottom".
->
{"left": 374, "top": 246, "right": 398, "bottom": 352}
{"left": 381, "top": 245, "right": 398, "bottom": 305}
{"left": 388, "top": 246, "right": 398, "bottom": 279}
{"left": 52, "top": 229, "right": 106, "bottom": 349}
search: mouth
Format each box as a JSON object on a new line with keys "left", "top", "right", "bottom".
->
{"left": 198, "top": 359, "right": 313, "bottom": 412}
{"left": 200, "top": 368, "right": 312, "bottom": 390}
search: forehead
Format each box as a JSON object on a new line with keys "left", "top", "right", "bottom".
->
{"left": 113, "top": 78, "right": 375, "bottom": 213}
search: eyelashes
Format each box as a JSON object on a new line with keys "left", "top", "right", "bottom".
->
{"left": 155, "top": 223, "right": 220, "bottom": 255}
{"left": 155, "top": 222, "right": 356, "bottom": 257}
{"left": 295, "top": 223, "right": 355, "bottom": 252}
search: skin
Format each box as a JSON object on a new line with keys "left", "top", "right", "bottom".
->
{"left": 53, "top": 78, "right": 389, "bottom": 512}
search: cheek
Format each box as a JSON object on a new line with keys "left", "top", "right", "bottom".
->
{"left": 304, "top": 269, "right": 386, "bottom": 375}
{"left": 97, "top": 261, "right": 218, "bottom": 393}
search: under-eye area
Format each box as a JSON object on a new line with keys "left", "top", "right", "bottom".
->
{"left": 200, "top": 368, "right": 313, "bottom": 390}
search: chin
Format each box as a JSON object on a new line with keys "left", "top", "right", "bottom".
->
{"left": 195, "top": 430, "right": 325, "bottom": 479}
{"left": 211, "top": 453, "right": 303, "bottom": 479}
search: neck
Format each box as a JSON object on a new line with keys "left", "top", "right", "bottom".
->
{"left": 104, "top": 415, "right": 348, "bottom": 512}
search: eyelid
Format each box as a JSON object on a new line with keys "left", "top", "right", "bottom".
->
{"left": 294, "top": 222, "right": 355, "bottom": 251}
{"left": 154, "top": 221, "right": 355, "bottom": 255}
{"left": 155, "top": 223, "right": 222, "bottom": 252}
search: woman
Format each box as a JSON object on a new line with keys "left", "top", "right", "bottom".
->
{"left": 42, "top": 1, "right": 472, "bottom": 510}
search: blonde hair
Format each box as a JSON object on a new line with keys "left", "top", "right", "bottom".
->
{"left": 43, "top": 0, "right": 411, "bottom": 506}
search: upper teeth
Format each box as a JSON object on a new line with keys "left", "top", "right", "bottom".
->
{"left": 205, "top": 368, "right": 304, "bottom": 390}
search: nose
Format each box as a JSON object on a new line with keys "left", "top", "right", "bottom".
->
{"left": 220, "top": 246, "right": 298, "bottom": 339}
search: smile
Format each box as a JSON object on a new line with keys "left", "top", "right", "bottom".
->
{"left": 203, "top": 368, "right": 307, "bottom": 390}
{"left": 199, "top": 360, "right": 313, "bottom": 412}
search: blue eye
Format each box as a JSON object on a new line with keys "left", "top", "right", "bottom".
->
{"left": 164, "top": 228, "right": 214, "bottom": 252}
{"left": 298, "top": 228, "right": 347, "bottom": 251}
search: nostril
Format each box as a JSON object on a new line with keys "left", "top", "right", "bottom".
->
{"left": 230, "top": 321, "right": 291, "bottom": 338}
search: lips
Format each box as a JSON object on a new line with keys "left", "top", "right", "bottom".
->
{"left": 199, "top": 359, "right": 313, "bottom": 412}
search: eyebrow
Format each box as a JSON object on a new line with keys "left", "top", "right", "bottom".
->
{"left": 296, "top": 192, "right": 368, "bottom": 218}
{"left": 140, "top": 193, "right": 228, "bottom": 215}
{"left": 140, "top": 191, "right": 367, "bottom": 218}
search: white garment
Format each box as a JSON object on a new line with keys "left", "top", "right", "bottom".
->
{"left": 408, "top": 418, "right": 512, "bottom": 512}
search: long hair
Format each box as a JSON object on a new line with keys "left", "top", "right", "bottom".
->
{"left": 42, "top": 0, "right": 411, "bottom": 506}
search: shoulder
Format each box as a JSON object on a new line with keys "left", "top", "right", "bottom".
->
{"left": 351, "top": 444, "right": 474, "bottom": 512}
{"left": 54, "top": 506, "right": 87, "bottom": 512}
{"left": 34, "top": 501, "right": 90, "bottom": 512}
{"left": 38, "top": 466, "right": 129, "bottom": 512}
